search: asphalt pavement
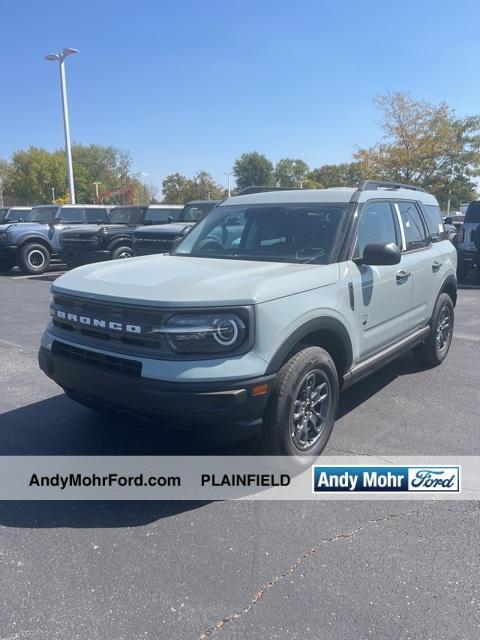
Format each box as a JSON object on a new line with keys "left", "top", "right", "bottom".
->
{"left": 0, "top": 267, "right": 479, "bottom": 639}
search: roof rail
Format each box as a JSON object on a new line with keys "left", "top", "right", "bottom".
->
{"left": 236, "top": 186, "right": 303, "bottom": 196}
{"left": 358, "top": 180, "right": 425, "bottom": 193}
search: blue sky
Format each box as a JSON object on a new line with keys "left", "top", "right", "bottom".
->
{"left": 2, "top": 0, "right": 480, "bottom": 192}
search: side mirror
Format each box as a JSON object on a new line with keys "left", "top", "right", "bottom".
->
{"left": 362, "top": 242, "right": 401, "bottom": 266}
{"left": 168, "top": 216, "right": 174, "bottom": 223}
{"left": 444, "top": 216, "right": 453, "bottom": 225}
{"left": 51, "top": 217, "right": 63, "bottom": 226}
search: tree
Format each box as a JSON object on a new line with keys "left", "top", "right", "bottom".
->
{"left": 71, "top": 144, "right": 133, "bottom": 203}
{"left": 0, "top": 144, "right": 147, "bottom": 205}
{"left": 354, "top": 92, "right": 480, "bottom": 207}
{"left": 3, "top": 147, "right": 66, "bottom": 205}
{"left": 275, "top": 158, "right": 309, "bottom": 187}
{"left": 307, "top": 162, "right": 369, "bottom": 188}
{"left": 162, "top": 171, "right": 225, "bottom": 204}
{"left": 233, "top": 152, "right": 274, "bottom": 191}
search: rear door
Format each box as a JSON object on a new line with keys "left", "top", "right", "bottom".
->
{"left": 349, "top": 199, "right": 414, "bottom": 360}
{"left": 394, "top": 200, "right": 438, "bottom": 327}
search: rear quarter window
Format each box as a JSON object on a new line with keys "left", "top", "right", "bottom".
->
{"left": 423, "top": 204, "right": 445, "bottom": 242}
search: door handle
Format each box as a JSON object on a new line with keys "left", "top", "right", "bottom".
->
{"left": 432, "top": 260, "right": 442, "bottom": 272}
{"left": 396, "top": 269, "right": 411, "bottom": 283}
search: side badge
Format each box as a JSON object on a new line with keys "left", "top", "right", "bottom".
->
{"left": 362, "top": 314, "right": 368, "bottom": 327}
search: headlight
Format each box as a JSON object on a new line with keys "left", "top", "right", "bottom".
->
{"left": 161, "top": 311, "right": 248, "bottom": 354}
{"left": 0, "top": 232, "right": 9, "bottom": 242}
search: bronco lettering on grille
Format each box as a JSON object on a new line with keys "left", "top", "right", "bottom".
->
{"left": 55, "top": 309, "right": 141, "bottom": 334}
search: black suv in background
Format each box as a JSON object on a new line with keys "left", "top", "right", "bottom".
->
{"left": 133, "top": 200, "right": 220, "bottom": 257}
{"left": 59, "top": 204, "right": 183, "bottom": 268}
{"left": 456, "top": 201, "right": 480, "bottom": 280}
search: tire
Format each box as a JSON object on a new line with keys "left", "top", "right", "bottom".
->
{"left": 19, "top": 243, "right": 50, "bottom": 274}
{"left": 259, "top": 346, "right": 339, "bottom": 458}
{"left": 111, "top": 245, "right": 133, "bottom": 260}
{"left": 413, "top": 293, "right": 454, "bottom": 367}
{"left": 456, "top": 261, "right": 469, "bottom": 283}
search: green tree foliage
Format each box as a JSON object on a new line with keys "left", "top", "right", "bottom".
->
{"left": 1, "top": 144, "right": 147, "bottom": 205}
{"left": 354, "top": 92, "right": 480, "bottom": 208}
{"left": 275, "top": 158, "right": 309, "bottom": 187}
{"left": 233, "top": 152, "right": 275, "bottom": 191}
{"left": 307, "top": 162, "right": 369, "bottom": 188}
{"left": 162, "top": 171, "right": 225, "bottom": 204}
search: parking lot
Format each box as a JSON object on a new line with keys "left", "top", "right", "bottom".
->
{"left": 1, "top": 268, "right": 479, "bottom": 639}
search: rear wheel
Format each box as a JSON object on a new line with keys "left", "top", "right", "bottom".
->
{"left": 19, "top": 243, "right": 50, "bottom": 274}
{"left": 413, "top": 293, "right": 454, "bottom": 367}
{"left": 259, "top": 346, "right": 339, "bottom": 458}
{"left": 111, "top": 245, "right": 133, "bottom": 260}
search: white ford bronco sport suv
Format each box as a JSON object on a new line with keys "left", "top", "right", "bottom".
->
{"left": 39, "top": 181, "right": 457, "bottom": 456}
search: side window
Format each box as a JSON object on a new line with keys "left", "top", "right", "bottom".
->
{"left": 422, "top": 204, "right": 444, "bottom": 242}
{"left": 354, "top": 201, "right": 398, "bottom": 259}
{"left": 397, "top": 202, "right": 428, "bottom": 251}
{"left": 85, "top": 208, "right": 107, "bottom": 223}
{"left": 58, "top": 207, "right": 84, "bottom": 224}
{"left": 144, "top": 209, "right": 171, "bottom": 223}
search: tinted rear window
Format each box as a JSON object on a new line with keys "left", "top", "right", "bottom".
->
{"left": 465, "top": 202, "right": 480, "bottom": 223}
{"left": 85, "top": 208, "right": 108, "bottom": 223}
{"left": 423, "top": 204, "right": 445, "bottom": 242}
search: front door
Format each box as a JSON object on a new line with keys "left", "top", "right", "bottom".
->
{"left": 348, "top": 200, "right": 414, "bottom": 361}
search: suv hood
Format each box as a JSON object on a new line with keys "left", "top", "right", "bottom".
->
{"left": 53, "top": 254, "right": 340, "bottom": 306}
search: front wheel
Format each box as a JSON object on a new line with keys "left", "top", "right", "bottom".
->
{"left": 259, "top": 346, "right": 339, "bottom": 458}
{"left": 413, "top": 293, "right": 454, "bottom": 367}
{"left": 111, "top": 246, "right": 133, "bottom": 260}
{"left": 19, "top": 243, "right": 50, "bottom": 274}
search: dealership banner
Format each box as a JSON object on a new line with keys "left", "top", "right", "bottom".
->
{"left": 0, "top": 456, "right": 477, "bottom": 500}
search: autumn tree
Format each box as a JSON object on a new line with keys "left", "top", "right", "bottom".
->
{"left": 355, "top": 92, "right": 480, "bottom": 208}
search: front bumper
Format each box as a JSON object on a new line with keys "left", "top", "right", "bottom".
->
{"left": 38, "top": 344, "right": 274, "bottom": 429}
{"left": 0, "top": 245, "right": 18, "bottom": 258}
{"left": 59, "top": 249, "right": 112, "bottom": 265}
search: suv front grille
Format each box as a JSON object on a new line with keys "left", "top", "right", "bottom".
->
{"left": 133, "top": 234, "right": 174, "bottom": 254}
{"left": 50, "top": 294, "right": 171, "bottom": 356}
{"left": 52, "top": 341, "right": 142, "bottom": 377}
{"left": 61, "top": 235, "right": 99, "bottom": 248}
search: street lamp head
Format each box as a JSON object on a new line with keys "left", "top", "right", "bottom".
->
{"left": 45, "top": 53, "right": 59, "bottom": 61}
{"left": 62, "top": 48, "right": 79, "bottom": 58}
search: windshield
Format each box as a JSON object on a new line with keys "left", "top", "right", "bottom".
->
{"left": 108, "top": 207, "right": 147, "bottom": 225}
{"left": 30, "top": 206, "right": 58, "bottom": 223}
{"left": 173, "top": 203, "right": 352, "bottom": 263}
{"left": 179, "top": 203, "right": 217, "bottom": 222}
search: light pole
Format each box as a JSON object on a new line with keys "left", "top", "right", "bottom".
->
{"left": 45, "top": 48, "right": 78, "bottom": 205}
{"left": 93, "top": 181, "right": 101, "bottom": 200}
{"left": 223, "top": 171, "right": 233, "bottom": 197}
{"left": 0, "top": 178, "right": 3, "bottom": 207}
{"left": 446, "top": 164, "right": 454, "bottom": 215}
{"left": 51, "top": 187, "right": 55, "bottom": 204}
